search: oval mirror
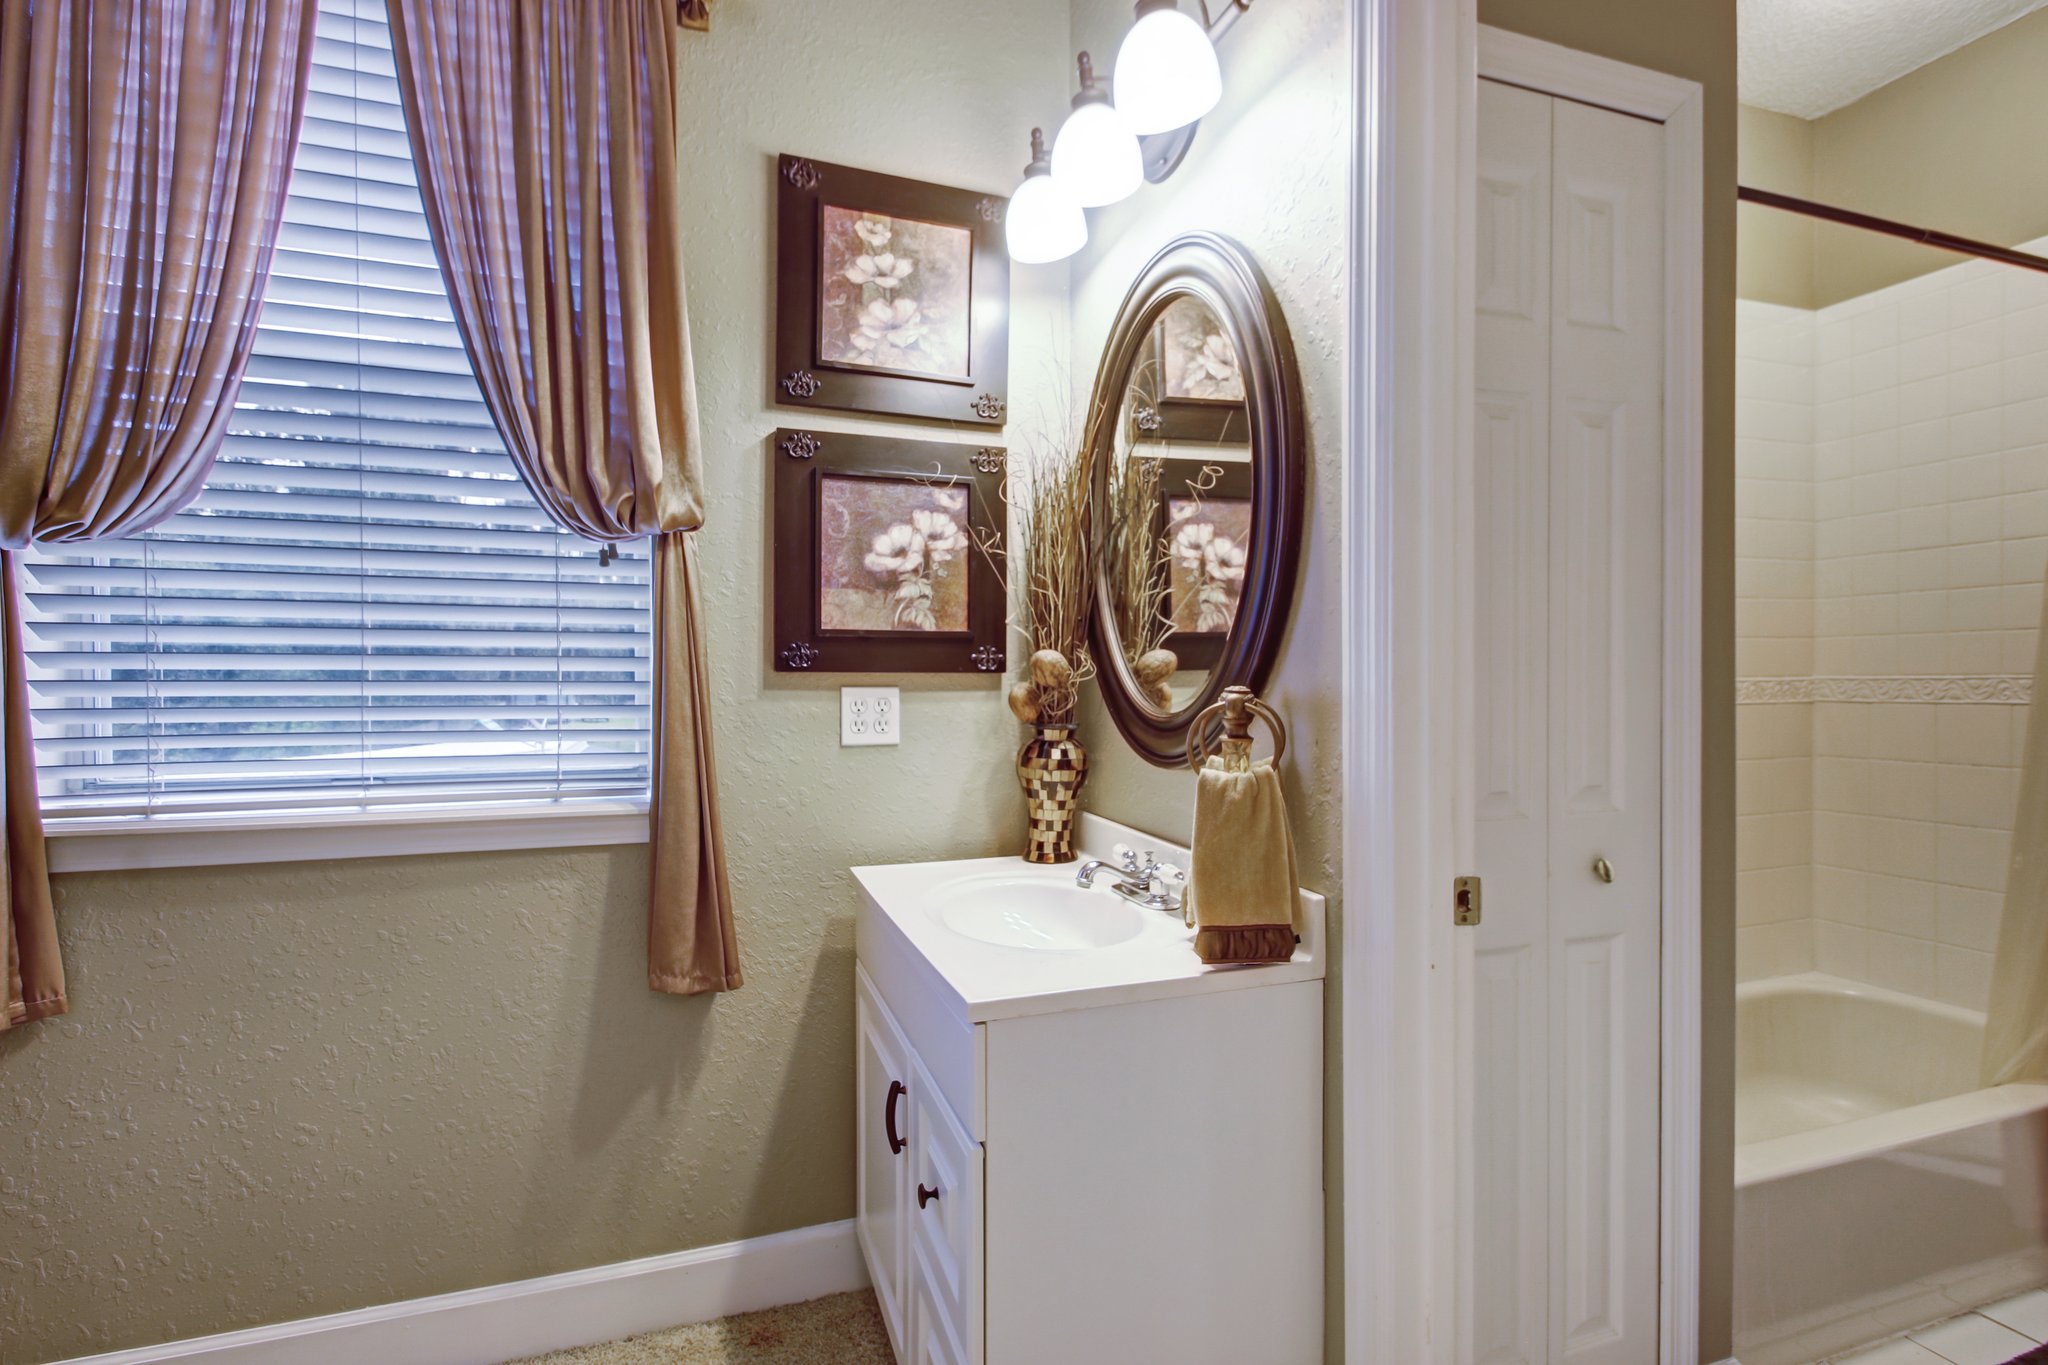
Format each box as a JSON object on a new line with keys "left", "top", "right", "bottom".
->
{"left": 1086, "top": 233, "right": 1303, "bottom": 767}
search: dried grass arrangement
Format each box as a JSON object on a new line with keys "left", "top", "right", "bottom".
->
{"left": 1107, "top": 453, "right": 1170, "bottom": 662}
{"left": 1103, "top": 455, "right": 1224, "bottom": 710}
{"left": 970, "top": 431, "right": 1096, "bottom": 726}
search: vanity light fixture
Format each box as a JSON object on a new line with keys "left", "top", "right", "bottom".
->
{"left": 1051, "top": 53, "right": 1143, "bottom": 208}
{"left": 1005, "top": 1, "right": 1252, "bottom": 262}
{"left": 1004, "top": 128, "right": 1088, "bottom": 265}
{"left": 1113, "top": 0, "right": 1224, "bottom": 135}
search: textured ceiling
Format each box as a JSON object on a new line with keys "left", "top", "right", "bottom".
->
{"left": 1740, "top": 0, "right": 2048, "bottom": 118}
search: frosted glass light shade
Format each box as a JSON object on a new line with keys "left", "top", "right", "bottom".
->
{"left": 1113, "top": 3, "right": 1221, "bottom": 135}
{"left": 1006, "top": 172, "right": 1087, "bottom": 264}
{"left": 1052, "top": 100, "right": 1143, "bottom": 208}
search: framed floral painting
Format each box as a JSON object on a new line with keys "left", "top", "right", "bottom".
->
{"left": 1128, "top": 295, "right": 1249, "bottom": 446}
{"left": 775, "top": 154, "right": 1010, "bottom": 426}
{"left": 772, "top": 429, "right": 1008, "bottom": 674}
{"left": 1154, "top": 457, "right": 1252, "bottom": 671}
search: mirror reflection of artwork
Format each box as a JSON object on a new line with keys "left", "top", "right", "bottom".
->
{"left": 818, "top": 475, "right": 971, "bottom": 633}
{"left": 817, "top": 205, "right": 973, "bottom": 381}
{"left": 1167, "top": 494, "right": 1251, "bottom": 635}
{"left": 1159, "top": 296, "right": 1244, "bottom": 401}
{"left": 1128, "top": 297, "right": 1247, "bottom": 445}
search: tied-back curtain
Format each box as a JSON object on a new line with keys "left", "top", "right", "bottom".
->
{"left": 0, "top": 0, "right": 318, "bottom": 1031}
{"left": 1984, "top": 575, "right": 2048, "bottom": 1083}
{"left": 386, "top": 0, "right": 739, "bottom": 995}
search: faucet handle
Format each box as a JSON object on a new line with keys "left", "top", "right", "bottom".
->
{"left": 1114, "top": 843, "right": 1141, "bottom": 871}
{"left": 1153, "top": 861, "right": 1184, "bottom": 885}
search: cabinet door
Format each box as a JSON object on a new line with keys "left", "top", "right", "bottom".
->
{"left": 910, "top": 1239, "right": 972, "bottom": 1365}
{"left": 856, "top": 966, "right": 913, "bottom": 1354}
{"left": 909, "top": 1048, "right": 982, "bottom": 1363}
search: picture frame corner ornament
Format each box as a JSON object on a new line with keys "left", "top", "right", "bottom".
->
{"left": 971, "top": 447, "right": 1004, "bottom": 474}
{"left": 783, "top": 157, "right": 820, "bottom": 191}
{"left": 972, "top": 645, "right": 1005, "bottom": 672}
{"left": 780, "top": 430, "right": 821, "bottom": 460}
{"left": 780, "top": 641, "right": 820, "bottom": 670}
{"left": 782, "top": 370, "right": 821, "bottom": 399}
{"left": 972, "top": 392, "right": 1005, "bottom": 421}
{"left": 977, "top": 196, "right": 1006, "bottom": 224}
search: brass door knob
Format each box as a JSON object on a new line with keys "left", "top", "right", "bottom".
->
{"left": 1593, "top": 856, "right": 1614, "bottom": 884}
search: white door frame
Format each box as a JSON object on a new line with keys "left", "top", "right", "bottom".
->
{"left": 1342, "top": 13, "right": 1705, "bottom": 1364}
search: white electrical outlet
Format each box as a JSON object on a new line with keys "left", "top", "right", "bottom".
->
{"left": 840, "top": 686, "right": 901, "bottom": 747}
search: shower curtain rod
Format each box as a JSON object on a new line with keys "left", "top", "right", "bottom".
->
{"left": 1738, "top": 186, "right": 2048, "bottom": 276}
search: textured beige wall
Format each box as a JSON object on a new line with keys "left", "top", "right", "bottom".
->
{"left": 1809, "top": 7, "right": 2048, "bottom": 307}
{"left": 1062, "top": 0, "right": 1348, "bottom": 1355}
{"left": 1738, "top": 104, "right": 1816, "bottom": 308}
{"left": 0, "top": 5, "right": 1071, "bottom": 1360}
{"left": 1474, "top": 2, "right": 1740, "bottom": 1361}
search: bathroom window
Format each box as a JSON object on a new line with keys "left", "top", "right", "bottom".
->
{"left": 18, "top": 0, "right": 653, "bottom": 831}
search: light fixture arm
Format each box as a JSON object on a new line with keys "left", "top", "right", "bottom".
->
{"left": 1194, "top": 0, "right": 1254, "bottom": 36}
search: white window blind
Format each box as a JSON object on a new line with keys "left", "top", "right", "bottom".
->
{"left": 20, "top": 0, "right": 652, "bottom": 818}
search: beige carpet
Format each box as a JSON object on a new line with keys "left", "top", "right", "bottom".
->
{"left": 504, "top": 1290, "right": 893, "bottom": 1364}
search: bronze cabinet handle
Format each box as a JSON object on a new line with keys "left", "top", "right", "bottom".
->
{"left": 885, "top": 1080, "right": 906, "bottom": 1156}
{"left": 918, "top": 1183, "right": 940, "bottom": 1209}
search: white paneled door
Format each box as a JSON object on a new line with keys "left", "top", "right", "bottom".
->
{"left": 1470, "top": 79, "right": 1665, "bottom": 1365}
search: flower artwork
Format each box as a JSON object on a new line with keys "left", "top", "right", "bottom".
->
{"left": 818, "top": 205, "right": 972, "bottom": 380}
{"left": 776, "top": 157, "right": 1008, "bottom": 425}
{"left": 818, "top": 475, "right": 972, "bottom": 633}
{"left": 1167, "top": 495, "right": 1252, "bottom": 635}
{"left": 1159, "top": 297, "right": 1245, "bottom": 402}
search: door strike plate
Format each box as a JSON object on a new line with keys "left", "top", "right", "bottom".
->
{"left": 1454, "top": 875, "right": 1482, "bottom": 927}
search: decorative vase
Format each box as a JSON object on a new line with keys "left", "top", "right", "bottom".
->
{"left": 1017, "top": 723, "right": 1089, "bottom": 864}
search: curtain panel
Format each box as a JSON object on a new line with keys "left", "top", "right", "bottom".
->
{"left": 386, "top": 0, "right": 739, "bottom": 994}
{"left": 1984, "top": 577, "right": 2048, "bottom": 1084}
{"left": 0, "top": 0, "right": 318, "bottom": 1031}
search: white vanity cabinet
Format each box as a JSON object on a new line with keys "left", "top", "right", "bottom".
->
{"left": 857, "top": 965, "right": 982, "bottom": 1363}
{"left": 853, "top": 819, "right": 1325, "bottom": 1365}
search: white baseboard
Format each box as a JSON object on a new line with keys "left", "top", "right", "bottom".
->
{"left": 51, "top": 1219, "right": 868, "bottom": 1365}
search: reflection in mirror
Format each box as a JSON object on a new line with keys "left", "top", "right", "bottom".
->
{"left": 1101, "top": 294, "right": 1253, "bottom": 716}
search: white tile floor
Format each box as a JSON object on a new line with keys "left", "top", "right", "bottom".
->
{"left": 1832, "top": 1289, "right": 2048, "bottom": 1364}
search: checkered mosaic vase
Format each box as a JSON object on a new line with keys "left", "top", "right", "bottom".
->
{"left": 1017, "top": 723, "right": 1089, "bottom": 864}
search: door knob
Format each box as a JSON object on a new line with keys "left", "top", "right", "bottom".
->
{"left": 1593, "top": 856, "right": 1614, "bottom": 884}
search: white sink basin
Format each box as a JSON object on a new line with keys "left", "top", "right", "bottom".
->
{"left": 927, "top": 873, "right": 1149, "bottom": 951}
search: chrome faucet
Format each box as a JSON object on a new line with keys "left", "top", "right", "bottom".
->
{"left": 1075, "top": 844, "right": 1186, "bottom": 914}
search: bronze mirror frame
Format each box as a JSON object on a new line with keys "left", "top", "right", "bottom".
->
{"left": 1085, "top": 232, "right": 1304, "bottom": 768}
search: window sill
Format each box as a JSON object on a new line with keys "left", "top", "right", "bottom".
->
{"left": 43, "top": 797, "right": 650, "bottom": 874}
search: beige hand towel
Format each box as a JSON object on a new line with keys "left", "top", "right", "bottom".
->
{"left": 1186, "top": 755, "right": 1301, "bottom": 965}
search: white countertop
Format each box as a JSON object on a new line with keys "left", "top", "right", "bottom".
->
{"left": 851, "top": 813, "right": 1325, "bottom": 1024}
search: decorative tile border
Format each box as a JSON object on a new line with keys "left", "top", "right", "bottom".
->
{"left": 1737, "top": 675, "right": 2034, "bottom": 705}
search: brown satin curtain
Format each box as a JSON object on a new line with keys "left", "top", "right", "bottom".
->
{"left": 0, "top": 0, "right": 317, "bottom": 1031}
{"left": 387, "top": 0, "right": 739, "bottom": 994}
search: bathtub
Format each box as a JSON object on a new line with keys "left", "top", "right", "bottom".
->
{"left": 1735, "top": 973, "right": 2048, "bottom": 1365}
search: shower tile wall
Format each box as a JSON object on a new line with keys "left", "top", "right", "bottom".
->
{"left": 1737, "top": 248, "right": 2048, "bottom": 1012}
{"left": 1738, "top": 301, "right": 1817, "bottom": 984}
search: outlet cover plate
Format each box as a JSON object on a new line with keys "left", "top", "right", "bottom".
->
{"left": 840, "top": 686, "right": 901, "bottom": 747}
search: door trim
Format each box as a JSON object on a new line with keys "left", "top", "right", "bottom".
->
{"left": 1341, "top": 13, "right": 1705, "bottom": 1364}
{"left": 1342, "top": 0, "right": 1473, "bottom": 1361}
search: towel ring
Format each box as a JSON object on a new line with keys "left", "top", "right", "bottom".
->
{"left": 1187, "top": 685, "right": 1288, "bottom": 772}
